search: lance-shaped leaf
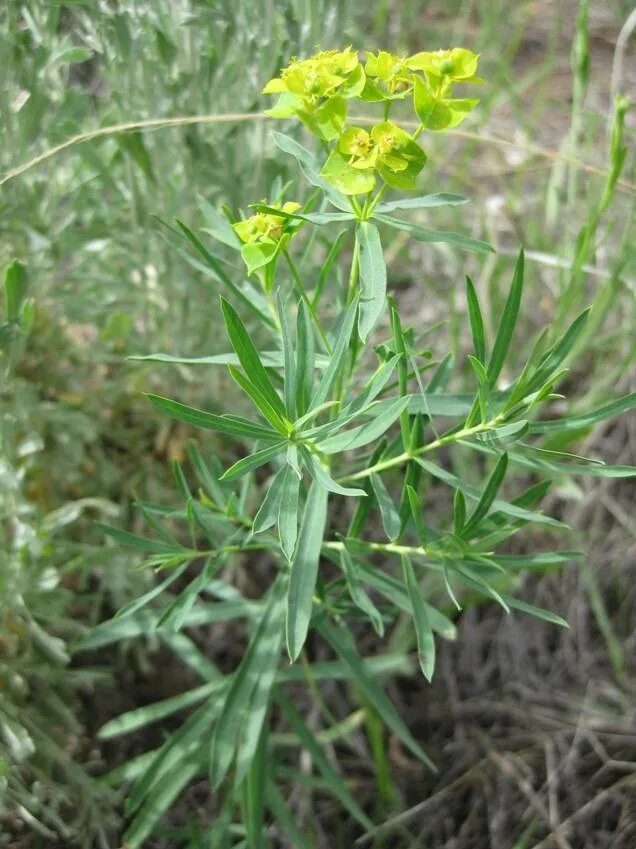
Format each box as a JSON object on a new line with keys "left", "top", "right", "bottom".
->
{"left": 339, "top": 547, "right": 384, "bottom": 636}
{"left": 221, "top": 297, "right": 287, "bottom": 420}
{"left": 275, "top": 690, "right": 375, "bottom": 830}
{"left": 465, "top": 276, "right": 486, "bottom": 362}
{"left": 303, "top": 450, "right": 366, "bottom": 497}
{"left": 530, "top": 392, "right": 636, "bottom": 434}
{"left": 210, "top": 575, "right": 286, "bottom": 787}
{"left": 401, "top": 556, "right": 435, "bottom": 681}
{"left": 460, "top": 452, "right": 509, "bottom": 537}
{"left": 228, "top": 365, "right": 288, "bottom": 433}
{"left": 253, "top": 465, "right": 288, "bottom": 533}
{"left": 370, "top": 473, "right": 401, "bottom": 541}
{"left": 357, "top": 221, "right": 387, "bottom": 341}
{"left": 375, "top": 193, "right": 468, "bottom": 213}
{"left": 146, "top": 395, "right": 280, "bottom": 441}
{"left": 318, "top": 619, "right": 436, "bottom": 770}
{"left": 220, "top": 441, "right": 287, "bottom": 481}
{"left": 318, "top": 396, "right": 410, "bottom": 454}
{"left": 286, "top": 480, "right": 329, "bottom": 661}
{"left": 310, "top": 298, "right": 358, "bottom": 408}
{"left": 415, "top": 457, "right": 565, "bottom": 529}
{"left": 296, "top": 300, "right": 315, "bottom": 417}
{"left": 375, "top": 213, "right": 493, "bottom": 254}
{"left": 129, "top": 350, "right": 330, "bottom": 368}
{"left": 278, "top": 465, "right": 300, "bottom": 561}
{"left": 486, "top": 249, "right": 524, "bottom": 387}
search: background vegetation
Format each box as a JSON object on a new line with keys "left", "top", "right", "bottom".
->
{"left": 1, "top": 1, "right": 634, "bottom": 847}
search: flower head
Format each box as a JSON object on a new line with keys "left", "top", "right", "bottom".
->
{"left": 407, "top": 48, "right": 481, "bottom": 86}
{"left": 323, "top": 121, "right": 427, "bottom": 195}
{"left": 363, "top": 50, "right": 414, "bottom": 100}
{"left": 233, "top": 201, "right": 302, "bottom": 278}
{"left": 262, "top": 48, "right": 365, "bottom": 140}
{"left": 233, "top": 201, "right": 301, "bottom": 246}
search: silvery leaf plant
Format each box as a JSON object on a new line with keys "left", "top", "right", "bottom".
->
{"left": 81, "top": 48, "right": 636, "bottom": 847}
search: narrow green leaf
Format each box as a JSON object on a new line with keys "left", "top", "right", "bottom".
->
{"left": 465, "top": 276, "right": 486, "bottom": 362}
{"left": 221, "top": 297, "right": 287, "bottom": 420}
{"left": 375, "top": 193, "right": 468, "bottom": 213}
{"left": 486, "top": 249, "right": 524, "bottom": 387}
{"left": 275, "top": 691, "right": 375, "bottom": 830}
{"left": 318, "top": 396, "right": 410, "bottom": 454}
{"left": 266, "top": 783, "right": 313, "bottom": 849}
{"left": 401, "top": 556, "right": 435, "bottom": 681}
{"left": 415, "top": 458, "right": 565, "bottom": 528}
{"left": 340, "top": 547, "right": 384, "bottom": 636}
{"left": 406, "top": 484, "right": 428, "bottom": 546}
{"left": 228, "top": 365, "right": 288, "bottom": 432}
{"left": 375, "top": 214, "right": 493, "bottom": 254}
{"left": 296, "top": 300, "right": 315, "bottom": 416}
{"left": 242, "top": 730, "right": 267, "bottom": 849}
{"left": 126, "top": 694, "right": 219, "bottom": 818}
{"left": 357, "top": 221, "right": 387, "bottom": 341}
{"left": 115, "top": 562, "right": 189, "bottom": 619}
{"left": 526, "top": 308, "right": 591, "bottom": 393}
{"left": 462, "top": 453, "right": 509, "bottom": 535}
{"left": 277, "top": 293, "right": 296, "bottom": 418}
{"left": 77, "top": 601, "right": 255, "bottom": 653}
{"left": 318, "top": 619, "right": 436, "bottom": 770}
{"left": 530, "top": 393, "right": 636, "bottom": 433}
{"left": 453, "top": 489, "right": 466, "bottom": 535}
{"left": 220, "top": 442, "right": 286, "bottom": 482}
{"left": 286, "top": 480, "right": 329, "bottom": 661}
{"left": 253, "top": 465, "right": 287, "bottom": 533}
{"left": 250, "top": 203, "right": 353, "bottom": 225}
{"left": 408, "top": 392, "right": 474, "bottom": 417}
{"left": 210, "top": 576, "right": 286, "bottom": 787}
{"left": 304, "top": 450, "right": 366, "bottom": 497}
{"left": 98, "top": 681, "right": 220, "bottom": 740}
{"left": 146, "top": 394, "right": 279, "bottom": 441}
{"left": 501, "top": 595, "right": 569, "bottom": 627}
{"left": 311, "top": 298, "right": 358, "bottom": 408}
{"left": 234, "top": 611, "right": 285, "bottom": 786}
{"left": 278, "top": 465, "right": 300, "bottom": 561}
{"left": 96, "top": 523, "right": 181, "bottom": 554}
{"left": 129, "top": 350, "right": 330, "bottom": 369}
{"left": 357, "top": 564, "right": 457, "bottom": 641}
{"left": 370, "top": 473, "right": 401, "bottom": 541}
{"left": 197, "top": 196, "right": 241, "bottom": 249}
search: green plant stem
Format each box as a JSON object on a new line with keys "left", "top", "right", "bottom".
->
{"left": 346, "top": 236, "right": 360, "bottom": 306}
{"left": 339, "top": 417, "right": 502, "bottom": 483}
{"left": 283, "top": 250, "right": 332, "bottom": 354}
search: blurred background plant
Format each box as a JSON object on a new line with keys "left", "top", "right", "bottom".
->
{"left": 0, "top": 0, "right": 634, "bottom": 847}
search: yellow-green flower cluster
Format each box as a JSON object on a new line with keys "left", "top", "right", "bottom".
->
{"left": 263, "top": 47, "right": 364, "bottom": 141}
{"left": 233, "top": 202, "right": 301, "bottom": 246}
{"left": 233, "top": 201, "right": 301, "bottom": 277}
{"left": 323, "top": 121, "right": 427, "bottom": 195}
{"left": 262, "top": 47, "right": 482, "bottom": 195}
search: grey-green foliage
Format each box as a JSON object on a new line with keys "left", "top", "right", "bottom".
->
{"left": 80, "top": 47, "right": 636, "bottom": 847}
{"left": 1, "top": 1, "right": 353, "bottom": 845}
{"left": 0, "top": 263, "right": 118, "bottom": 844}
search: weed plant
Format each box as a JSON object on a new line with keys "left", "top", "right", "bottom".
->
{"left": 81, "top": 47, "right": 636, "bottom": 847}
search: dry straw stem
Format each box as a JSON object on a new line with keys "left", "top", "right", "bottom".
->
{"left": 1, "top": 111, "right": 635, "bottom": 195}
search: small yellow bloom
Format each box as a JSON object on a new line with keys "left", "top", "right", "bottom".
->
{"left": 233, "top": 202, "right": 301, "bottom": 246}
